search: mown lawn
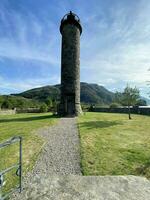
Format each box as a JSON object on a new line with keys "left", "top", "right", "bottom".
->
{"left": 0, "top": 113, "right": 58, "bottom": 196}
{"left": 78, "top": 112, "right": 150, "bottom": 178}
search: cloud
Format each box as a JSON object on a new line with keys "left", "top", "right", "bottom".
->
{"left": 0, "top": 1, "right": 62, "bottom": 94}
{"left": 0, "top": 75, "right": 60, "bottom": 94}
{"left": 0, "top": 0, "right": 149, "bottom": 98}
{"left": 0, "top": 2, "right": 60, "bottom": 65}
{"left": 80, "top": 0, "right": 150, "bottom": 97}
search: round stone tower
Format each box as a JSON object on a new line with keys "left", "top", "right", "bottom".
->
{"left": 59, "top": 11, "right": 82, "bottom": 116}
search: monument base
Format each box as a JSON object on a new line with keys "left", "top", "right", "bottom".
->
{"left": 75, "top": 103, "right": 83, "bottom": 116}
{"left": 58, "top": 102, "right": 82, "bottom": 117}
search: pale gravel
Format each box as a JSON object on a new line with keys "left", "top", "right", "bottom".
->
{"left": 31, "top": 117, "right": 82, "bottom": 176}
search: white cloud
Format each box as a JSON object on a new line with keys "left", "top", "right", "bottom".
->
{"left": 80, "top": 1, "right": 150, "bottom": 98}
{"left": 0, "top": 75, "right": 60, "bottom": 94}
{"left": 0, "top": 0, "right": 150, "bottom": 98}
{"left": 0, "top": 40, "right": 59, "bottom": 65}
{"left": 0, "top": 5, "right": 60, "bottom": 65}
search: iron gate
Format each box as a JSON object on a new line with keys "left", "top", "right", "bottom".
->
{"left": 0, "top": 136, "right": 22, "bottom": 200}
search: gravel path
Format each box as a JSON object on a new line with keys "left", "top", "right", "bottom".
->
{"left": 12, "top": 117, "right": 81, "bottom": 199}
{"left": 31, "top": 117, "right": 82, "bottom": 176}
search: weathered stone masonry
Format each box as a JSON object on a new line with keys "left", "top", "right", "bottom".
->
{"left": 59, "top": 12, "right": 82, "bottom": 116}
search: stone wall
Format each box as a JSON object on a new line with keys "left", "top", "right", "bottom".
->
{"left": 0, "top": 109, "right": 16, "bottom": 115}
{"left": 90, "top": 107, "right": 150, "bottom": 116}
{"left": 16, "top": 108, "right": 41, "bottom": 113}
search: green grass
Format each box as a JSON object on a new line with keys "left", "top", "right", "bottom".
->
{"left": 0, "top": 112, "right": 58, "bottom": 196}
{"left": 78, "top": 112, "right": 150, "bottom": 178}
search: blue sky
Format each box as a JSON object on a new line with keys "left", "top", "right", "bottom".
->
{"left": 0, "top": 0, "right": 150, "bottom": 98}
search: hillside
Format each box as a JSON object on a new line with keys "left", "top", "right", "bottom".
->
{"left": 14, "top": 82, "right": 115, "bottom": 105}
{"left": 142, "top": 97, "right": 150, "bottom": 105}
{"left": 0, "top": 95, "right": 41, "bottom": 109}
{"left": 14, "top": 85, "right": 60, "bottom": 102}
{"left": 80, "top": 83, "right": 114, "bottom": 104}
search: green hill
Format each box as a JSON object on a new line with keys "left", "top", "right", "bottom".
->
{"left": 14, "top": 85, "right": 60, "bottom": 102}
{"left": 13, "top": 82, "right": 114, "bottom": 105}
{"left": 0, "top": 95, "right": 41, "bottom": 109}
{"left": 80, "top": 83, "right": 114, "bottom": 104}
{"left": 1, "top": 82, "right": 148, "bottom": 109}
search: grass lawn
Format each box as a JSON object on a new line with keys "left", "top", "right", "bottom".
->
{"left": 0, "top": 112, "right": 58, "bottom": 195}
{"left": 78, "top": 112, "right": 150, "bottom": 178}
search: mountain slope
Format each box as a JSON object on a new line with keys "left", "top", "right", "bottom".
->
{"left": 15, "top": 85, "right": 60, "bottom": 102}
{"left": 142, "top": 97, "right": 150, "bottom": 105}
{"left": 80, "top": 83, "right": 114, "bottom": 104}
{"left": 14, "top": 82, "right": 114, "bottom": 105}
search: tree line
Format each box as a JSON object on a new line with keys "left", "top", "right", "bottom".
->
{"left": 0, "top": 95, "right": 57, "bottom": 113}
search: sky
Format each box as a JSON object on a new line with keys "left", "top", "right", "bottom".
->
{"left": 0, "top": 0, "right": 150, "bottom": 98}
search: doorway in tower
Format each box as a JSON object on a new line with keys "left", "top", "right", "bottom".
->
{"left": 65, "top": 94, "right": 75, "bottom": 115}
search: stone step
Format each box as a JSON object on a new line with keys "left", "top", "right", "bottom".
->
{"left": 13, "top": 175, "right": 150, "bottom": 200}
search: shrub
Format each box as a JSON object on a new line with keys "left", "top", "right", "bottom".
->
{"left": 1, "top": 100, "right": 12, "bottom": 109}
{"left": 39, "top": 104, "right": 48, "bottom": 113}
{"left": 109, "top": 102, "right": 120, "bottom": 108}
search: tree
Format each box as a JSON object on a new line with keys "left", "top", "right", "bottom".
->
{"left": 52, "top": 99, "right": 58, "bottom": 114}
{"left": 45, "top": 97, "right": 53, "bottom": 110}
{"left": 109, "top": 102, "right": 121, "bottom": 108}
{"left": 121, "top": 85, "right": 140, "bottom": 120}
{"left": 0, "top": 96, "right": 3, "bottom": 109}
{"left": 148, "top": 68, "right": 150, "bottom": 97}
{"left": 39, "top": 103, "right": 48, "bottom": 113}
{"left": 1, "top": 100, "right": 12, "bottom": 109}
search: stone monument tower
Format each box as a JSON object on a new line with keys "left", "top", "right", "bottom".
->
{"left": 59, "top": 11, "right": 82, "bottom": 116}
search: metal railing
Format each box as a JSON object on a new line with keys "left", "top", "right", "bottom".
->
{"left": 0, "top": 136, "right": 22, "bottom": 200}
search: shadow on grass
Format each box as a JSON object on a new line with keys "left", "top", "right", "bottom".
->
{"left": 136, "top": 160, "right": 150, "bottom": 178}
{"left": 79, "top": 120, "right": 123, "bottom": 129}
{"left": 0, "top": 114, "right": 59, "bottom": 123}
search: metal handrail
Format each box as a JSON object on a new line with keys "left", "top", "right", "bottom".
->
{"left": 0, "top": 136, "right": 22, "bottom": 200}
